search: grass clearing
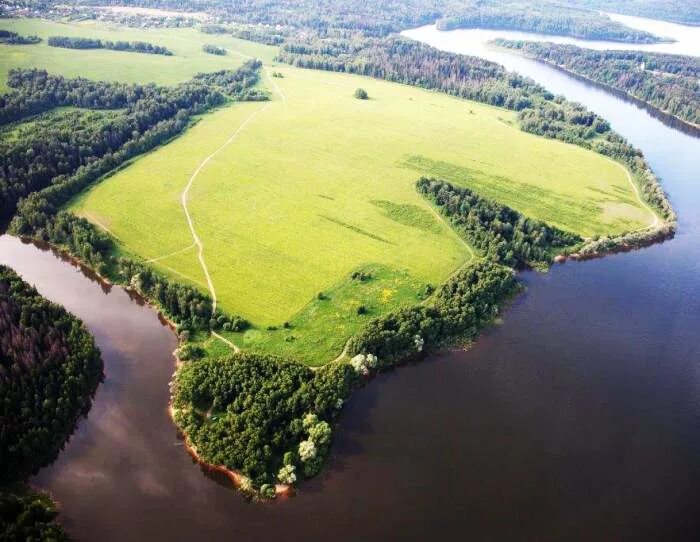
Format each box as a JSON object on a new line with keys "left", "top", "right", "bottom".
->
{"left": 0, "top": 18, "right": 277, "bottom": 91}
{"left": 67, "top": 66, "right": 654, "bottom": 362}
{"left": 1, "top": 22, "right": 652, "bottom": 362}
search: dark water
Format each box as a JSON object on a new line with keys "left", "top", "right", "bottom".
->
{"left": 1, "top": 15, "right": 700, "bottom": 542}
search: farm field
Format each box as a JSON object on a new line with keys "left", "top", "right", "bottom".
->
{"left": 0, "top": 18, "right": 277, "bottom": 90}
{"left": 66, "top": 62, "right": 656, "bottom": 363}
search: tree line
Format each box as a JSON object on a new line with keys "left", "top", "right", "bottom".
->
{"left": 0, "top": 29, "right": 41, "bottom": 44}
{"left": 47, "top": 35, "right": 173, "bottom": 55}
{"left": 497, "top": 40, "right": 700, "bottom": 127}
{"left": 1, "top": 60, "right": 266, "bottom": 220}
{"left": 202, "top": 43, "right": 226, "bottom": 55}
{"left": 0, "top": 69, "right": 223, "bottom": 219}
{"left": 417, "top": 177, "right": 581, "bottom": 267}
{"left": 3, "top": 63, "right": 264, "bottom": 332}
{"left": 0, "top": 489, "right": 68, "bottom": 541}
{"left": 437, "top": 3, "right": 661, "bottom": 43}
{"left": 347, "top": 260, "right": 521, "bottom": 366}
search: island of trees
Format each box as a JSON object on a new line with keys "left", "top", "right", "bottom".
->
{"left": 0, "top": 265, "right": 103, "bottom": 537}
{"left": 48, "top": 36, "right": 173, "bottom": 55}
{"left": 496, "top": 40, "right": 700, "bottom": 128}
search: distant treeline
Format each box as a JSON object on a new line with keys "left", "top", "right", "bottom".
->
{"left": 436, "top": 5, "right": 661, "bottom": 43}
{"left": 497, "top": 40, "right": 700, "bottom": 127}
{"left": 200, "top": 23, "right": 287, "bottom": 45}
{"left": 0, "top": 265, "right": 103, "bottom": 483}
{"left": 565, "top": 0, "right": 700, "bottom": 26}
{"left": 417, "top": 177, "right": 581, "bottom": 267}
{"left": 0, "top": 29, "right": 41, "bottom": 44}
{"left": 202, "top": 43, "right": 226, "bottom": 55}
{"left": 47, "top": 35, "right": 173, "bottom": 55}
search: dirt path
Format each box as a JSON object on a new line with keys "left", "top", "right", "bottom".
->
{"left": 180, "top": 74, "right": 287, "bottom": 352}
{"left": 181, "top": 103, "right": 271, "bottom": 352}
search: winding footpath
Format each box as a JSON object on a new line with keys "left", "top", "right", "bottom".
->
{"left": 180, "top": 69, "right": 287, "bottom": 352}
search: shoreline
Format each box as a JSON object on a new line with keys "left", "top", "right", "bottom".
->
{"left": 508, "top": 52, "right": 700, "bottom": 137}
{"left": 167, "top": 405, "right": 292, "bottom": 499}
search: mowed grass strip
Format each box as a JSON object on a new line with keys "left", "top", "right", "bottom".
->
{"left": 0, "top": 18, "right": 277, "bottom": 91}
{"left": 68, "top": 65, "right": 652, "bottom": 361}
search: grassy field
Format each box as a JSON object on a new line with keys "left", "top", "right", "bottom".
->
{"left": 2, "top": 18, "right": 656, "bottom": 363}
{"left": 67, "top": 65, "right": 655, "bottom": 363}
{"left": 0, "top": 18, "right": 277, "bottom": 90}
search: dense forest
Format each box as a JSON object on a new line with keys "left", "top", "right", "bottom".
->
{"left": 417, "top": 177, "right": 581, "bottom": 267}
{"left": 0, "top": 266, "right": 102, "bottom": 536}
{"left": 172, "top": 353, "right": 356, "bottom": 492}
{"left": 0, "top": 265, "right": 103, "bottom": 482}
{"left": 47, "top": 35, "right": 173, "bottom": 55}
{"left": 0, "top": 489, "right": 68, "bottom": 541}
{"left": 497, "top": 41, "right": 700, "bottom": 127}
{"left": 1, "top": 59, "right": 265, "bottom": 220}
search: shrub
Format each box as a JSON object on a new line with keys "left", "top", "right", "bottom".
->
{"left": 354, "top": 88, "right": 368, "bottom": 100}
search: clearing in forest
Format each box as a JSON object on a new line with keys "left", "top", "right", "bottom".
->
{"left": 12, "top": 19, "right": 653, "bottom": 364}
{"left": 59, "top": 50, "right": 654, "bottom": 363}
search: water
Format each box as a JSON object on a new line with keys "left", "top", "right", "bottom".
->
{"left": 404, "top": 11, "right": 700, "bottom": 57}
{"left": 1, "top": 12, "right": 699, "bottom": 542}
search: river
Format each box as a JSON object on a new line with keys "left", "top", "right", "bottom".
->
{"left": 1, "top": 13, "right": 699, "bottom": 542}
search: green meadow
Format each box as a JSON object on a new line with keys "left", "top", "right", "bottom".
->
{"left": 2, "top": 19, "right": 656, "bottom": 363}
{"left": 0, "top": 18, "right": 276, "bottom": 91}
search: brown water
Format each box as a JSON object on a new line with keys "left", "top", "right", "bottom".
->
{"left": 1, "top": 13, "right": 700, "bottom": 542}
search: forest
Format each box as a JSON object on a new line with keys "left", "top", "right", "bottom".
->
{"left": 417, "top": 177, "right": 581, "bottom": 267}
{"left": 0, "top": 266, "right": 103, "bottom": 536}
{"left": 172, "top": 353, "right": 356, "bottom": 492}
{"left": 1, "top": 59, "right": 265, "bottom": 220}
{"left": 347, "top": 260, "right": 521, "bottom": 366}
{"left": 18, "top": 0, "right": 699, "bottom": 39}
{"left": 497, "top": 40, "right": 700, "bottom": 127}
{"left": 47, "top": 35, "right": 173, "bottom": 55}
{"left": 0, "top": 488, "right": 68, "bottom": 540}
{"left": 0, "top": 265, "right": 103, "bottom": 482}
{"left": 436, "top": 2, "right": 661, "bottom": 43}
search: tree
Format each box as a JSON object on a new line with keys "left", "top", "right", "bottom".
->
{"left": 354, "top": 88, "right": 369, "bottom": 100}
